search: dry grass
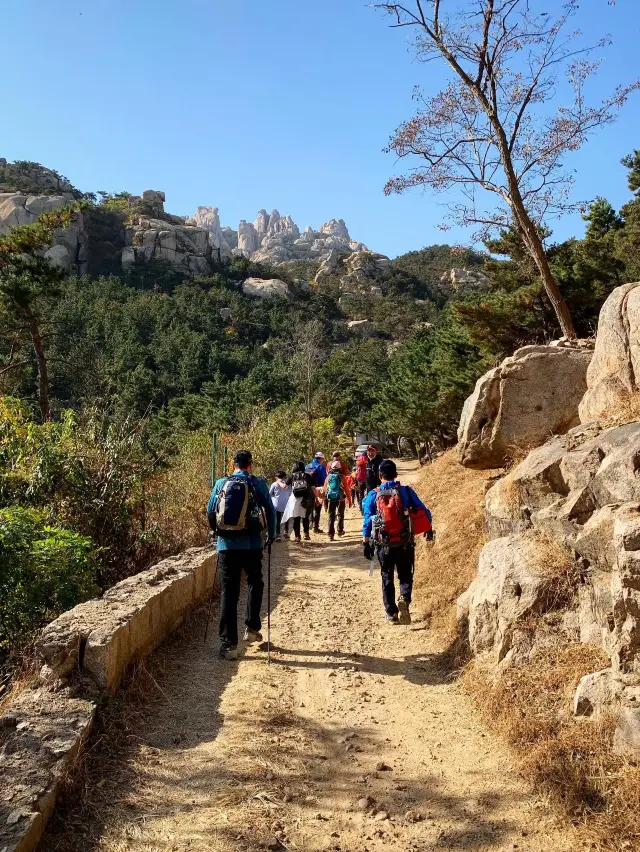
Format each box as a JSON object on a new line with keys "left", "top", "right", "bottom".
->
{"left": 412, "top": 449, "right": 499, "bottom": 635}
{"left": 464, "top": 646, "right": 640, "bottom": 850}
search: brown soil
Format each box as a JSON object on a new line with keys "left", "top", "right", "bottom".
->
{"left": 44, "top": 461, "right": 580, "bottom": 852}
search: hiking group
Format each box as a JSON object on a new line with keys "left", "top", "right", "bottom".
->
{"left": 207, "top": 445, "right": 433, "bottom": 660}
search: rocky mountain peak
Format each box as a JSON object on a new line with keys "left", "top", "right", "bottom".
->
{"left": 321, "top": 219, "right": 350, "bottom": 241}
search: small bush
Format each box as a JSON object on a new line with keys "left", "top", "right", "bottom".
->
{"left": 0, "top": 506, "right": 98, "bottom": 665}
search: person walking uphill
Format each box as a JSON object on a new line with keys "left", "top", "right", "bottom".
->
{"left": 365, "top": 444, "right": 383, "bottom": 494}
{"left": 269, "top": 471, "right": 291, "bottom": 541}
{"left": 362, "top": 460, "right": 433, "bottom": 625}
{"left": 207, "top": 450, "right": 276, "bottom": 660}
{"left": 323, "top": 460, "right": 352, "bottom": 541}
{"left": 282, "top": 461, "right": 315, "bottom": 542}
{"left": 310, "top": 451, "right": 327, "bottom": 533}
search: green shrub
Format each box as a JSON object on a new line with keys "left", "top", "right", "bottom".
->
{"left": 0, "top": 506, "right": 98, "bottom": 664}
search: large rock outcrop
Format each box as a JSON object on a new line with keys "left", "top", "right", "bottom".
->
{"left": 122, "top": 191, "right": 212, "bottom": 275}
{"left": 579, "top": 282, "right": 640, "bottom": 423}
{"left": 463, "top": 419, "right": 640, "bottom": 756}
{"left": 190, "top": 206, "right": 232, "bottom": 260}
{"left": 241, "top": 277, "right": 291, "bottom": 300}
{"left": 457, "top": 343, "right": 593, "bottom": 469}
{"left": 0, "top": 192, "right": 88, "bottom": 275}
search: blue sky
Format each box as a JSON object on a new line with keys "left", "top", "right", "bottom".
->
{"left": 1, "top": 0, "right": 638, "bottom": 258}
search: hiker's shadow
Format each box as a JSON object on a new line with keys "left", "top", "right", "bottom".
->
{"left": 269, "top": 642, "right": 459, "bottom": 687}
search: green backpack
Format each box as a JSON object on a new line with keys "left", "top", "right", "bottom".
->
{"left": 326, "top": 471, "right": 343, "bottom": 501}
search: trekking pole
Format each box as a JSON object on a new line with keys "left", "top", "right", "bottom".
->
{"left": 203, "top": 550, "right": 219, "bottom": 644}
{"left": 267, "top": 540, "right": 272, "bottom": 664}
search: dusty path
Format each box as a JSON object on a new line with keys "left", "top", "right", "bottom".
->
{"left": 46, "top": 461, "right": 578, "bottom": 852}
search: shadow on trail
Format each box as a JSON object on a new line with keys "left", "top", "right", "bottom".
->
{"left": 42, "top": 543, "right": 292, "bottom": 852}
{"left": 269, "top": 644, "right": 456, "bottom": 687}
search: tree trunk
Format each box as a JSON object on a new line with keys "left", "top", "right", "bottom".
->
{"left": 517, "top": 212, "right": 577, "bottom": 339}
{"left": 28, "top": 316, "right": 50, "bottom": 421}
{"left": 492, "top": 123, "right": 577, "bottom": 339}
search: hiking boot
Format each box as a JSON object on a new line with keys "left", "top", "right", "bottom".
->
{"left": 386, "top": 613, "right": 400, "bottom": 625}
{"left": 294, "top": 535, "right": 302, "bottom": 543}
{"left": 219, "top": 644, "right": 238, "bottom": 661}
{"left": 274, "top": 536, "right": 282, "bottom": 543}
{"left": 337, "top": 530, "right": 345, "bottom": 537}
{"left": 398, "top": 597, "right": 412, "bottom": 625}
{"left": 313, "top": 527, "right": 325, "bottom": 534}
{"left": 243, "top": 627, "right": 263, "bottom": 643}
{"left": 304, "top": 532, "right": 311, "bottom": 540}
{"left": 328, "top": 533, "right": 335, "bottom": 541}
{"left": 282, "top": 532, "right": 290, "bottom": 540}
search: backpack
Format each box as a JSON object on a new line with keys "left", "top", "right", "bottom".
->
{"left": 372, "top": 486, "right": 411, "bottom": 548}
{"left": 356, "top": 455, "right": 367, "bottom": 482}
{"left": 209, "top": 476, "right": 264, "bottom": 538}
{"left": 292, "top": 470, "right": 310, "bottom": 498}
{"left": 326, "top": 471, "right": 343, "bottom": 502}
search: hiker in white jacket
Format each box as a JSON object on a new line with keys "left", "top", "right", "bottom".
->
{"left": 269, "top": 471, "right": 291, "bottom": 541}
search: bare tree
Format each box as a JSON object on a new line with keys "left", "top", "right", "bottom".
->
{"left": 375, "top": 0, "right": 639, "bottom": 338}
{"left": 280, "top": 319, "right": 327, "bottom": 452}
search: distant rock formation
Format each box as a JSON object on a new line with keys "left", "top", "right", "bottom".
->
{"left": 190, "top": 206, "right": 232, "bottom": 260}
{"left": 440, "top": 267, "right": 489, "bottom": 294}
{"left": 241, "top": 277, "right": 291, "bottom": 300}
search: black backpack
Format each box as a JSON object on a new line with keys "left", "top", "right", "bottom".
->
{"left": 291, "top": 471, "right": 310, "bottom": 497}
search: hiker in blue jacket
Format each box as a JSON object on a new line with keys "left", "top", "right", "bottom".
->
{"left": 362, "top": 459, "right": 433, "bottom": 625}
{"left": 207, "top": 449, "right": 277, "bottom": 660}
{"left": 309, "top": 451, "right": 327, "bottom": 533}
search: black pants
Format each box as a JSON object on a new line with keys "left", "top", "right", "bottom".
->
{"left": 218, "top": 549, "right": 264, "bottom": 647}
{"left": 275, "top": 511, "right": 288, "bottom": 536}
{"left": 377, "top": 546, "right": 414, "bottom": 617}
{"left": 313, "top": 502, "right": 323, "bottom": 530}
{"left": 293, "top": 515, "right": 310, "bottom": 537}
{"left": 327, "top": 500, "right": 345, "bottom": 537}
{"left": 356, "top": 482, "right": 366, "bottom": 512}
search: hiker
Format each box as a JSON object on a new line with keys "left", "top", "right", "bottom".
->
{"left": 310, "top": 451, "right": 328, "bottom": 533}
{"left": 269, "top": 470, "right": 291, "bottom": 541}
{"left": 323, "top": 459, "right": 353, "bottom": 540}
{"left": 207, "top": 449, "right": 276, "bottom": 660}
{"left": 282, "top": 460, "right": 315, "bottom": 541}
{"left": 365, "top": 444, "right": 383, "bottom": 493}
{"left": 330, "top": 450, "right": 349, "bottom": 476}
{"left": 362, "top": 459, "right": 433, "bottom": 625}
{"left": 355, "top": 451, "right": 368, "bottom": 512}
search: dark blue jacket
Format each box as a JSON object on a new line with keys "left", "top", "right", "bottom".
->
{"left": 207, "top": 470, "right": 276, "bottom": 551}
{"left": 362, "top": 480, "right": 432, "bottom": 540}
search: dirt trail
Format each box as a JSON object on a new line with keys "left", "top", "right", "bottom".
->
{"left": 46, "top": 461, "right": 578, "bottom": 852}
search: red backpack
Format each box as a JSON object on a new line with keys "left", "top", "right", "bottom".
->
{"left": 372, "top": 486, "right": 411, "bottom": 548}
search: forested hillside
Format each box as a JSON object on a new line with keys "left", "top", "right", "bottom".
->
{"left": 1, "top": 150, "right": 639, "bottom": 675}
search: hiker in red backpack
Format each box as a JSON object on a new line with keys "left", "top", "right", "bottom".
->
{"left": 362, "top": 459, "right": 433, "bottom": 624}
{"left": 323, "top": 460, "right": 353, "bottom": 541}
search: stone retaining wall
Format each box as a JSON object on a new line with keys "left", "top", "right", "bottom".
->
{"left": 0, "top": 546, "right": 217, "bottom": 852}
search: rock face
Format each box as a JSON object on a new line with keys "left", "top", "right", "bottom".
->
{"left": 123, "top": 191, "right": 213, "bottom": 275}
{"left": 234, "top": 220, "right": 259, "bottom": 256}
{"left": 463, "top": 534, "right": 548, "bottom": 667}
{"left": 190, "top": 206, "right": 232, "bottom": 260}
{"left": 241, "top": 277, "right": 291, "bottom": 300}
{"left": 440, "top": 267, "right": 489, "bottom": 294}
{"left": 464, "top": 419, "right": 640, "bottom": 756}
{"left": 0, "top": 192, "right": 88, "bottom": 275}
{"left": 579, "top": 282, "right": 640, "bottom": 423}
{"left": 458, "top": 344, "right": 593, "bottom": 469}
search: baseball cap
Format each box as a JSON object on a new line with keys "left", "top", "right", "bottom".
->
{"left": 314, "top": 451, "right": 325, "bottom": 458}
